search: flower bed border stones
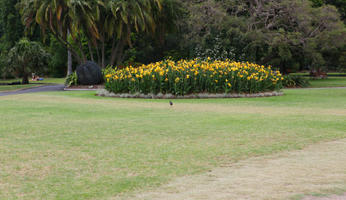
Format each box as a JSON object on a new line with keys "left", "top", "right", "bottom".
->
{"left": 96, "top": 89, "right": 283, "bottom": 99}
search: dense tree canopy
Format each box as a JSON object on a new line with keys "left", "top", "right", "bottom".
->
{"left": 0, "top": 0, "right": 23, "bottom": 50}
{"left": 0, "top": 0, "right": 345, "bottom": 79}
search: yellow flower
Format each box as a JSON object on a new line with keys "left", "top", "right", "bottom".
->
{"left": 215, "top": 80, "right": 218, "bottom": 83}
{"left": 105, "top": 74, "right": 112, "bottom": 78}
{"left": 165, "top": 78, "right": 168, "bottom": 82}
{"left": 227, "top": 83, "right": 232, "bottom": 87}
{"left": 186, "top": 75, "right": 190, "bottom": 79}
{"left": 175, "top": 77, "right": 180, "bottom": 83}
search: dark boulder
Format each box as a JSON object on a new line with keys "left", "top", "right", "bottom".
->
{"left": 76, "top": 61, "right": 103, "bottom": 85}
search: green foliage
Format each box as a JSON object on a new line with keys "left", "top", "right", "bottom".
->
{"left": 0, "top": 0, "right": 24, "bottom": 50}
{"left": 48, "top": 35, "right": 67, "bottom": 78}
{"left": 171, "top": 0, "right": 346, "bottom": 74}
{"left": 0, "top": 0, "right": 342, "bottom": 78}
{"left": 7, "top": 38, "right": 49, "bottom": 84}
{"left": 283, "top": 75, "right": 310, "bottom": 88}
{"left": 104, "top": 59, "right": 283, "bottom": 95}
{"left": 65, "top": 71, "right": 78, "bottom": 87}
{"left": 0, "top": 52, "right": 5, "bottom": 78}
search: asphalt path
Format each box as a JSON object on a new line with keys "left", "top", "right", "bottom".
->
{"left": 0, "top": 84, "right": 65, "bottom": 97}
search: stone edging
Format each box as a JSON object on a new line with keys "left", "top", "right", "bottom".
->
{"left": 96, "top": 89, "right": 283, "bottom": 99}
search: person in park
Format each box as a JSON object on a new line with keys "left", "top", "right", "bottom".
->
{"left": 31, "top": 73, "right": 44, "bottom": 81}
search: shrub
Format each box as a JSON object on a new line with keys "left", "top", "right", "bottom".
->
{"left": 7, "top": 38, "right": 49, "bottom": 84}
{"left": 282, "top": 75, "right": 310, "bottom": 88}
{"left": 105, "top": 59, "right": 283, "bottom": 95}
{"left": 65, "top": 72, "right": 78, "bottom": 87}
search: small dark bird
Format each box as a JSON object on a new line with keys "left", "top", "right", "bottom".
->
{"left": 169, "top": 101, "right": 173, "bottom": 106}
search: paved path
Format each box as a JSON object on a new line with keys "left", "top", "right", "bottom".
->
{"left": 0, "top": 84, "right": 65, "bottom": 96}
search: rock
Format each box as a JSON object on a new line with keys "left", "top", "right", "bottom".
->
{"left": 76, "top": 61, "right": 103, "bottom": 85}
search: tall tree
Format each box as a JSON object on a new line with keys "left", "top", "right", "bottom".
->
{"left": 0, "top": 0, "right": 24, "bottom": 50}
{"left": 19, "top": 0, "right": 164, "bottom": 68}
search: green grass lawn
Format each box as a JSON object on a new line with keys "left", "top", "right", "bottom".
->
{"left": 290, "top": 72, "right": 346, "bottom": 76}
{"left": 309, "top": 77, "right": 346, "bottom": 88}
{"left": 0, "top": 78, "right": 65, "bottom": 92}
{"left": 0, "top": 88, "right": 345, "bottom": 199}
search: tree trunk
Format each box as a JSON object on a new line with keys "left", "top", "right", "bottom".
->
{"left": 116, "top": 41, "right": 125, "bottom": 66}
{"left": 67, "top": 30, "right": 73, "bottom": 76}
{"left": 77, "top": 36, "right": 87, "bottom": 63}
{"left": 67, "top": 48, "right": 73, "bottom": 76}
{"left": 114, "top": 39, "right": 125, "bottom": 66}
{"left": 51, "top": 30, "right": 82, "bottom": 64}
{"left": 96, "top": 43, "right": 101, "bottom": 67}
{"left": 110, "top": 39, "right": 124, "bottom": 66}
{"left": 101, "top": 40, "right": 105, "bottom": 68}
{"left": 88, "top": 41, "right": 95, "bottom": 62}
{"left": 22, "top": 74, "right": 29, "bottom": 84}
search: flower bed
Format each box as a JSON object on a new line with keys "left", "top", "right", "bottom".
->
{"left": 104, "top": 59, "right": 283, "bottom": 95}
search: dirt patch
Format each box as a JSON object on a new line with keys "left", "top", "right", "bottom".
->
{"left": 122, "top": 139, "right": 346, "bottom": 200}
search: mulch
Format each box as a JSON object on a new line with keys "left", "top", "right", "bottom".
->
{"left": 65, "top": 85, "right": 105, "bottom": 90}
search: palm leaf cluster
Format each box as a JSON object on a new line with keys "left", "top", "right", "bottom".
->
{"left": 18, "top": 0, "right": 165, "bottom": 67}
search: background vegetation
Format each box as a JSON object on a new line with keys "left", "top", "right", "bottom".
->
{"left": 0, "top": 0, "right": 345, "bottom": 80}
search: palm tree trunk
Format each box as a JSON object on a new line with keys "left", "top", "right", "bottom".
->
{"left": 88, "top": 42, "right": 95, "bottom": 62}
{"left": 110, "top": 39, "right": 123, "bottom": 66}
{"left": 67, "top": 48, "right": 73, "bottom": 76}
{"left": 51, "top": 31, "right": 82, "bottom": 64}
{"left": 101, "top": 40, "right": 105, "bottom": 68}
{"left": 67, "top": 30, "right": 73, "bottom": 76}
{"left": 115, "top": 40, "right": 125, "bottom": 66}
{"left": 78, "top": 38, "right": 87, "bottom": 63}
{"left": 96, "top": 43, "right": 101, "bottom": 67}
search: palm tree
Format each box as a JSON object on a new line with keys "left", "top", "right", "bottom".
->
{"left": 106, "top": 0, "right": 162, "bottom": 65}
{"left": 19, "top": 0, "right": 164, "bottom": 67}
{"left": 19, "top": 0, "right": 98, "bottom": 64}
{"left": 7, "top": 38, "right": 49, "bottom": 84}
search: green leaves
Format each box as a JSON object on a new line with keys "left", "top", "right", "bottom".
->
{"left": 7, "top": 38, "right": 49, "bottom": 83}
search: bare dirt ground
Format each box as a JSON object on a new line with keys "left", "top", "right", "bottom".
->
{"left": 123, "top": 139, "right": 346, "bottom": 200}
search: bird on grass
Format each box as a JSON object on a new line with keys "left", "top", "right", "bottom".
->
{"left": 169, "top": 101, "right": 173, "bottom": 106}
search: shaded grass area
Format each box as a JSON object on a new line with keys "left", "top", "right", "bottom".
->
{"left": 0, "top": 89, "right": 345, "bottom": 199}
{"left": 0, "top": 78, "right": 65, "bottom": 92}
{"left": 290, "top": 72, "right": 346, "bottom": 76}
{"left": 287, "top": 73, "right": 346, "bottom": 88}
{"left": 309, "top": 77, "right": 346, "bottom": 88}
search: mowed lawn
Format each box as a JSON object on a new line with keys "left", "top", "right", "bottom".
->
{"left": 309, "top": 77, "right": 346, "bottom": 88}
{"left": 0, "top": 88, "right": 345, "bottom": 199}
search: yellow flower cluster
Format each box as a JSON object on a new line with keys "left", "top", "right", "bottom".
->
{"left": 104, "top": 59, "right": 283, "bottom": 95}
